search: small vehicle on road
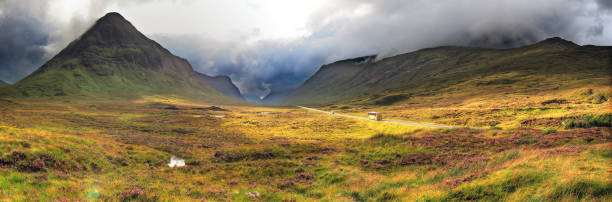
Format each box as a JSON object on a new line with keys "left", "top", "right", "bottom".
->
{"left": 368, "top": 112, "right": 382, "bottom": 121}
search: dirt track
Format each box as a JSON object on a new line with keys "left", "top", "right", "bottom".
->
{"left": 297, "top": 106, "right": 457, "bottom": 128}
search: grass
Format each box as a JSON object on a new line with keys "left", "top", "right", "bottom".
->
{"left": 0, "top": 96, "right": 609, "bottom": 201}
{"left": 319, "top": 86, "right": 611, "bottom": 130}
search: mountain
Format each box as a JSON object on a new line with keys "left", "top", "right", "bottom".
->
{"left": 0, "top": 80, "right": 7, "bottom": 86}
{"left": 0, "top": 12, "right": 240, "bottom": 104}
{"left": 279, "top": 37, "right": 612, "bottom": 105}
{"left": 196, "top": 73, "right": 244, "bottom": 100}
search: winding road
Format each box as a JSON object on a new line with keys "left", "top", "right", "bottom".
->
{"left": 297, "top": 106, "right": 457, "bottom": 128}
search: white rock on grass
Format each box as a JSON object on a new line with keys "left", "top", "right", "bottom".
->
{"left": 168, "top": 156, "right": 185, "bottom": 167}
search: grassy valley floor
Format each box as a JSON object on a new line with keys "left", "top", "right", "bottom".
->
{"left": 0, "top": 96, "right": 610, "bottom": 201}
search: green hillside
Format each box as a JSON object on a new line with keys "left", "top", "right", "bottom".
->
{"left": 279, "top": 37, "right": 612, "bottom": 106}
{"left": 0, "top": 12, "right": 241, "bottom": 104}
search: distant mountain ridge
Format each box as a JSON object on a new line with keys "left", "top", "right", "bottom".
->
{"left": 0, "top": 80, "right": 7, "bottom": 86}
{"left": 278, "top": 37, "right": 611, "bottom": 105}
{"left": 0, "top": 12, "right": 242, "bottom": 104}
{"left": 196, "top": 73, "right": 244, "bottom": 100}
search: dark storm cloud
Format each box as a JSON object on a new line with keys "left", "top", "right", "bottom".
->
{"left": 0, "top": 0, "right": 157, "bottom": 83}
{"left": 598, "top": 0, "right": 612, "bottom": 10}
{"left": 303, "top": 0, "right": 610, "bottom": 59}
{"left": 0, "top": 0, "right": 51, "bottom": 83}
{"left": 152, "top": 34, "right": 328, "bottom": 100}
{"left": 153, "top": 0, "right": 610, "bottom": 100}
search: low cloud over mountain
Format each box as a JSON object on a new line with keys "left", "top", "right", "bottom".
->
{"left": 1, "top": 0, "right": 611, "bottom": 100}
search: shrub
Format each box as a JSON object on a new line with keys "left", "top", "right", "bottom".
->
{"left": 541, "top": 99, "right": 568, "bottom": 105}
{"left": 0, "top": 150, "right": 49, "bottom": 172}
{"left": 593, "top": 93, "right": 608, "bottom": 104}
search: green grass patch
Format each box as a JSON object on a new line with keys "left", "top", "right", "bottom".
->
{"left": 564, "top": 113, "right": 612, "bottom": 129}
{"left": 541, "top": 129, "right": 557, "bottom": 135}
{"left": 443, "top": 170, "right": 548, "bottom": 201}
{"left": 548, "top": 178, "right": 612, "bottom": 200}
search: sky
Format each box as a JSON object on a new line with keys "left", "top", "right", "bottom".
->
{"left": 1, "top": 0, "right": 611, "bottom": 101}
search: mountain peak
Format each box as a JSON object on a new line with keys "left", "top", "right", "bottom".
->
{"left": 83, "top": 12, "right": 141, "bottom": 42}
{"left": 537, "top": 37, "right": 577, "bottom": 46}
{"left": 93, "top": 12, "right": 132, "bottom": 26}
{"left": 83, "top": 12, "right": 134, "bottom": 33}
{"left": 50, "top": 11, "right": 172, "bottom": 71}
{"left": 102, "top": 12, "right": 125, "bottom": 18}
{"left": 61, "top": 11, "right": 156, "bottom": 54}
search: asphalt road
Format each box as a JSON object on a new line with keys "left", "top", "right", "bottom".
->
{"left": 297, "top": 106, "right": 457, "bottom": 128}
